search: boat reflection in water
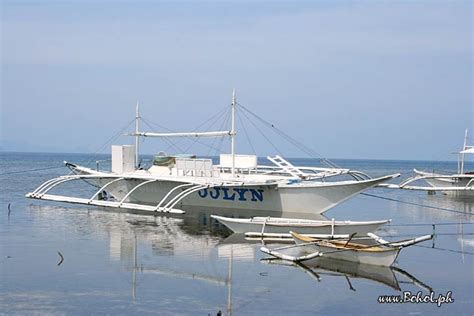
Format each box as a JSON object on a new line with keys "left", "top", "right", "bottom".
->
{"left": 27, "top": 203, "right": 434, "bottom": 314}
{"left": 219, "top": 232, "right": 433, "bottom": 292}
{"left": 261, "top": 256, "right": 433, "bottom": 292}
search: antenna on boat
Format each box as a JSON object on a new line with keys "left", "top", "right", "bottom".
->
{"left": 135, "top": 101, "right": 140, "bottom": 169}
{"left": 231, "top": 89, "right": 236, "bottom": 177}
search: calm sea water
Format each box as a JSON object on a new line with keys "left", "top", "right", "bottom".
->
{"left": 1, "top": 152, "right": 473, "bottom": 315}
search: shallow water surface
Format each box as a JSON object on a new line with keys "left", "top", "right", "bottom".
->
{"left": 1, "top": 153, "right": 473, "bottom": 315}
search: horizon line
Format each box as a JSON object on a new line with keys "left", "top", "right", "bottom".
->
{"left": 0, "top": 149, "right": 467, "bottom": 164}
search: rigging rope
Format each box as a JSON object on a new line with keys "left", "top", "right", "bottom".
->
{"left": 147, "top": 104, "right": 229, "bottom": 133}
{"left": 186, "top": 105, "right": 230, "bottom": 155}
{"left": 210, "top": 107, "right": 232, "bottom": 158}
{"left": 381, "top": 232, "right": 474, "bottom": 237}
{"left": 0, "top": 165, "right": 66, "bottom": 176}
{"left": 141, "top": 118, "right": 185, "bottom": 153}
{"left": 1, "top": 118, "right": 137, "bottom": 176}
{"left": 142, "top": 117, "right": 219, "bottom": 153}
{"left": 238, "top": 105, "right": 283, "bottom": 156}
{"left": 389, "top": 222, "right": 474, "bottom": 227}
{"left": 361, "top": 192, "right": 473, "bottom": 215}
{"left": 181, "top": 105, "right": 229, "bottom": 153}
{"left": 237, "top": 102, "right": 340, "bottom": 169}
{"left": 163, "top": 136, "right": 185, "bottom": 153}
{"left": 141, "top": 105, "right": 230, "bottom": 154}
{"left": 413, "top": 244, "right": 474, "bottom": 256}
{"left": 424, "top": 232, "right": 470, "bottom": 236}
{"left": 236, "top": 110, "right": 257, "bottom": 155}
{"left": 77, "top": 118, "right": 136, "bottom": 168}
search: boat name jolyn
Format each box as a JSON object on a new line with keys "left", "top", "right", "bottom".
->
{"left": 198, "top": 188, "right": 264, "bottom": 202}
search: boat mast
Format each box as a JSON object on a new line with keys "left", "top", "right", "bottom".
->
{"left": 460, "top": 128, "right": 468, "bottom": 174}
{"left": 135, "top": 102, "right": 140, "bottom": 169}
{"left": 231, "top": 89, "right": 236, "bottom": 177}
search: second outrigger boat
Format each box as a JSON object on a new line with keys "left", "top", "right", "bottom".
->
{"left": 26, "top": 91, "right": 398, "bottom": 214}
{"left": 211, "top": 215, "right": 390, "bottom": 236}
{"left": 384, "top": 129, "right": 474, "bottom": 197}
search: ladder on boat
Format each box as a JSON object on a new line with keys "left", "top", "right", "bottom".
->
{"left": 267, "top": 155, "right": 306, "bottom": 179}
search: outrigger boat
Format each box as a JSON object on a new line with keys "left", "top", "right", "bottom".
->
{"left": 211, "top": 215, "right": 390, "bottom": 236}
{"left": 261, "top": 231, "right": 433, "bottom": 267}
{"left": 384, "top": 129, "right": 474, "bottom": 196}
{"left": 26, "top": 91, "right": 398, "bottom": 214}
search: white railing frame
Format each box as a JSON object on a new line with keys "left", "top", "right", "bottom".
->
{"left": 88, "top": 177, "right": 125, "bottom": 203}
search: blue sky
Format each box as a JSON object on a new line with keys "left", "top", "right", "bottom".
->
{"left": 1, "top": 1, "right": 472, "bottom": 160}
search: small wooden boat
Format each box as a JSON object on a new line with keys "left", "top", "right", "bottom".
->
{"left": 261, "top": 232, "right": 433, "bottom": 267}
{"left": 211, "top": 215, "right": 390, "bottom": 236}
{"left": 291, "top": 232, "right": 400, "bottom": 266}
{"left": 292, "top": 232, "right": 433, "bottom": 266}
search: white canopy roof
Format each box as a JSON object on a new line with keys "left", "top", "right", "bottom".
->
{"left": 460, "top": 147, "right": 474, "bottom": 154}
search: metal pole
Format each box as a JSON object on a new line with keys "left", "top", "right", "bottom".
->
{"left": 135, "top": 102, "right": 140, "bottom": 169}
{"left": 460, "top": 128, "right": 468, "bottom": 174}
{"left": 231, "top": 89, "right": 236, "bottom": 177}
{"left": 132, "top": 233, "right": 137, "bottom": 301}
{"left": 227, "top": 247, "right": 233, "bottom": 316}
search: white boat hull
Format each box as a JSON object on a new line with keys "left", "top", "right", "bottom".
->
{"left": 211, "top": 215, "right": 389, "bottom": 235}
{"left": 86, "top": 175, "right": 394, "bottom": 214}
{"left": 414, "top": 170, "right": 474, "bottom": 197}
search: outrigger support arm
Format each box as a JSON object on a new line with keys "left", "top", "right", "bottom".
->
{"left": 88, "top": 177, "right": 125, "bottom": 202}
{"left": 367, "top": 233, "right": 433, "bottom": 248}
{"left": 118, "top": 179, "right": 159, "bottom": 206}
{"left": 25, "top": 175, "right": 186, "bottom": 214}
{"left": 155, "top": 183, "right": 196, "bottom": 210}
{"left": 163, "top": 185, "right": 210, "bottom": 211}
